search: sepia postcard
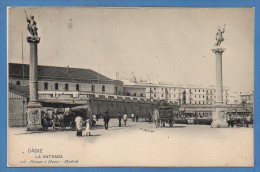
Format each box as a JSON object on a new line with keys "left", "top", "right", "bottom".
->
{"left": 7, "top": 7, "right": 254, "bottom": 167}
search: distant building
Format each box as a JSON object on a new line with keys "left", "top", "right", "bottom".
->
{"left": 226, "top": 90, "right": 254, "bottom": 105}
{"left": 123, "top": 85, "right": 146, "bottom": 97}
{"left": 121, "top": 82, "right": 231, "bottom": 118}
{"left": 122, "top": 82, "right": 229, "bottom": 105}
{"left": 240, "top": 92, "right": 254, "bottom": 104}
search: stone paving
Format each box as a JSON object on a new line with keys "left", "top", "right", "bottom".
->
{"left": 8, "top": 119, "right": 253, "bottom": 167}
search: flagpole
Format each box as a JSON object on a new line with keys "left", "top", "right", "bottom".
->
{"left": 21, "top": 31, "right": 25, "bottom": 126}
{"left": 98, "top": 66, "right": 100, "bottom": 85}
{"left": 21, "top": 31, "right": 25, "bottom": 85}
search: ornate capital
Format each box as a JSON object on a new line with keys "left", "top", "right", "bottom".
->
{"left": 27, "top": 36, "right": 40, "bottom": 44}
{"left": 212, "top": 47, "right": 225, "bottom": 54}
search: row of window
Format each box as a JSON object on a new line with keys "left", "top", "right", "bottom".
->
{"left": 126, "top": 92, "right": 144, "bottom": 97}
{"left": 43, "top": 82, "right": 106, "bottom": 92}
{"left": 191, "top": 101, "right": 213, "bottom": 105}
{"left": 150, "top": 87, "right": 215, "bottom": 94}
{"left": 194, "top": 95, "right": 215, "bottom": 99}
{"left": 151, "top": 93, "right": 215, "bottom": 99}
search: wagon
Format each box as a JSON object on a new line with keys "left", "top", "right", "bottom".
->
{"left": 154, "top": 102, "right": 179, "bottom": 128}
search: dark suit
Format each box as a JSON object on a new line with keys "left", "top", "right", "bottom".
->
{"left": 103, "top": 113, "right": 110, "bottom": 130}
{"left": 118, "top": 114, "right": 122, "bottom": 127}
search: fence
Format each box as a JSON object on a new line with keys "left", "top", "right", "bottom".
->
{"left": 9, "top": 91, "right": 28, "bottom": 127}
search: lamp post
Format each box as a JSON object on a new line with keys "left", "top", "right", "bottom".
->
{"left": 242, "top": 100, "right": 246, "bottom": 127}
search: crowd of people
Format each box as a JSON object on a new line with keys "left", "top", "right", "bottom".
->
{"left": 73, "top": 111, "right": 152, "bottom": 137}
{"left": 226, "top": 113, "right": 253, "bottom": 128}
{"left": 41, "top": 108, "right": 254, "bottom": 137}
{"left": 41, "top": 108, "right": 74, "bottom": 132}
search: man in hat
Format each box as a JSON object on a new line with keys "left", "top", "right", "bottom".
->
{"left": 118, "top": 112, "right": 122, "bottom": 127}
{"left": 51, "top": 108, "right": 58, "bottom": 132}
{"left": 103, "top": 111, "right": 110, "bottom": 130}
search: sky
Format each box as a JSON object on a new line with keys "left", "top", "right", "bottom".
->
{"left": 8, "top": 7, "right": 254, "bottom": 92}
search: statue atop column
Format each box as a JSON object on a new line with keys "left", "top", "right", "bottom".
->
{"left": 24, "top": 10, "right": 42, "bottom": 131}
{"left": 211, "top": 24, "right": 228, "bottom": 128}
{"left": 214, "top": 24, "right": 226, "bottom": 47}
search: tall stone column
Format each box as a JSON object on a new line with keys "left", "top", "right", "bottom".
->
{"left": 211, "top": 47, "right": 228, "bottom": 128}
{"left": 26, "top": 36, "right": 42, "bottom": 131}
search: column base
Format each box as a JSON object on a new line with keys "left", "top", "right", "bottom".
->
{"left": 211, "top": 107, "right": 228, "bottom": 128}
{"left": 27, "top": 124, "right": 43, "bottom": 131}
{"left": 27, "top": 101, "right": 42, "bottom": 131}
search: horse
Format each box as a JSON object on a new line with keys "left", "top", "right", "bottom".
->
{"left": 50, "top": 110, "right": 58, "bottom": 132}
{"left": 56, "top": 113, "right": 65, "bottom": 130}
{"left": 41, "top": 111, "right": 51, "bottom": 131}
{"left": 56, "top": 112, "right": 76, "bottom": 131}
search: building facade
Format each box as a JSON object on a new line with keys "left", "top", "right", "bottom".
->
{"left": 240, "top": 92, "right": 254, "bottom": 104}
{"left": 9, "top": 63, "right": 123, "bottom": 96}
{"left": 122, "top": 82, "right": 229, "bottom": 105}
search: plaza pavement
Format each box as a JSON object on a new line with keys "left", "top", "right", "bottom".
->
{"left": 8, "top": 119, "right": 253, "bottom": 167}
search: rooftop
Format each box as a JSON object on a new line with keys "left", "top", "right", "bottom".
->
{"left": 9, "top": 63, "right": 123, "bottom": 85}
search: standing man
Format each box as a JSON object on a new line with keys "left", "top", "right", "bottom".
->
{"left": 227, "top": 114, "right": 231, "bottom": 128}
{"left": 96, "top": 114, "right": 100, "bottom": 121}
{"left": 103, "top": 111, "right": 110, "bottom": 130}
{"left": 118, "top": 113, "right": 122, "bottom": 127}
{"left": 51, "top": 108, "right": 58, "bottom": 132}
{"left": 154, "top": 108, "right": 159, "bottom": 128}
{"left": 148, "top": 113, "right": 152, "bottom": 123}
{"left": 136, "top": 114, "right": 139, "bottom": 122}
{"left": 123, "top": 113, "right": 128, "bottom": 126}
{"left": 131, "top": 113, "right": 135, "bottom": 122}
{"left": 246, "top": 115, "right": 251, "bottom": 128}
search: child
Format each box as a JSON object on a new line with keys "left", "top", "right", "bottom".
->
{"left": 85, "top": 119, "right": 91, "bottom": 136}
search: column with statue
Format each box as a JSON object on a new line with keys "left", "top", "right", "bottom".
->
{"left": 25, "top": 11, "right": 42, "bottom": 131}
{"left": 211, "top": 24, "right": 228, "bottom": 128}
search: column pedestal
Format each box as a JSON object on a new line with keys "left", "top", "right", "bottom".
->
{"left": 26, "top": 36, "right": 42, "bottom": 131}
{"left": 211, "top": 104, "right": 228, "bottom": 128}
{"left": 27, "top": 102, "right": 42, "bottom": 131}
{"left": 211, "top": 47, "right": 228, "bottom": 128}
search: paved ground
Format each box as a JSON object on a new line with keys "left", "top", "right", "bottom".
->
{"left": 8, "top": 119, "right": 253, "bottom": 167}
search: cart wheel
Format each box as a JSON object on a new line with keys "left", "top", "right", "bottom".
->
{"left": 70, "top": 122, "right": 76, "bottom": 131}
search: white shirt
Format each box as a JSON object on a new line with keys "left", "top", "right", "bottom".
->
{"left": 123, "top": 114, "right": 128, "bottom": 120}
{"left": 75, "top": 116, "right": 83, "bottom": 130}
{"left": 154, "top": 109, "right": 159, "bottom": 120}
{"left": 85, "top": 122, "right": 90, "bottom": 132}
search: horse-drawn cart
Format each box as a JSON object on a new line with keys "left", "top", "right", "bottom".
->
{"left": 154, "top": 102, "right": 179, "bottom": 128}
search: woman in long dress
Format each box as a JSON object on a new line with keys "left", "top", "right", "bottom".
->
{"left": 75, "top": 116, "right": 83, "bottom": 136}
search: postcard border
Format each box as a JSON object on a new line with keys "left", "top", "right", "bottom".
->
{"left": 0, "top": 0, "right": 259, "bottom": 172}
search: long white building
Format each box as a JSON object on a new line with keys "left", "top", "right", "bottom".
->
{"left": 123, "top": 82, "right": 229, "bottom": 105}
